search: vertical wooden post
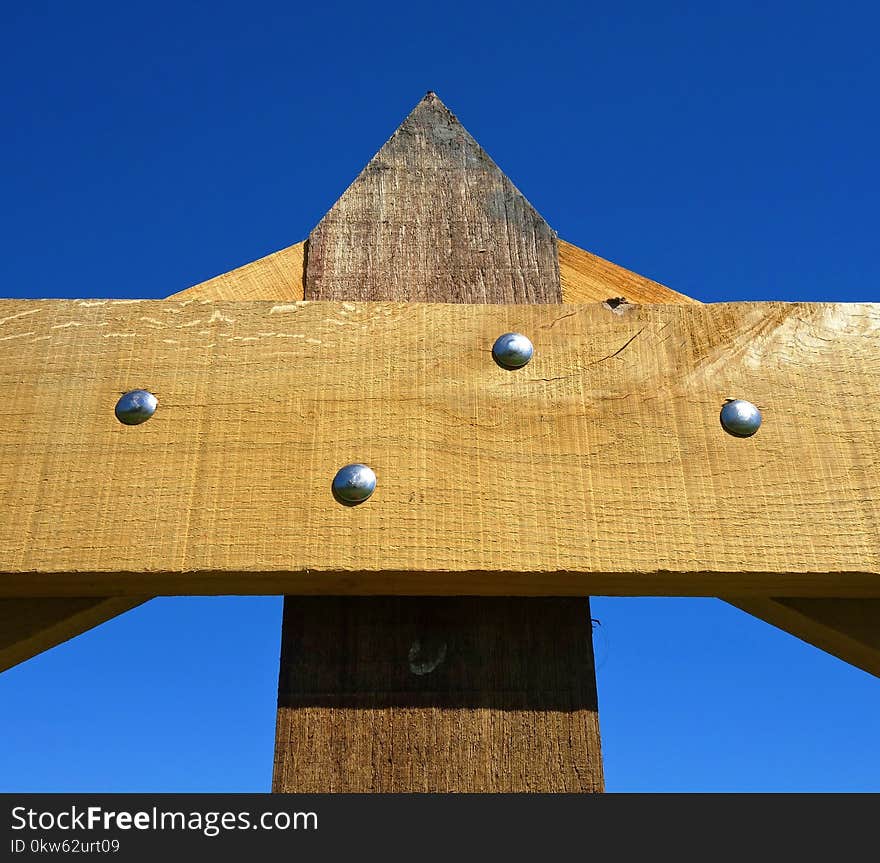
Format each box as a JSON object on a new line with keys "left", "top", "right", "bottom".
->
{"left": 272, "top": 93, "right": 603, "bottom": 792}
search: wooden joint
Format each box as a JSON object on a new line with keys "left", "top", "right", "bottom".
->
{"left": 2, "top": 298, "right": 879, "bottom": 599}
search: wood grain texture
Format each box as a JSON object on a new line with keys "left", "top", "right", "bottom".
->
{"left": 273, "top": 597, "right": 602, "bottom": 791}
{"left": 167, "top": 243, "right": 305, "bottom": 301}
{"left": 277, "top": 98, "right": 601, "bottom": 793}
{"left": 1, "top": 246, "right": 309, "bottom": 672}
{"left": 558, "top": 239, "right": 698, "bottom": 305}
{"left": 305, "top": 93, "right": 561, "bottom": 304}
{"left": 2, "top": 299, "right": 880, "bottom": 597}
{"left": 556, "top": 242, "right": 880, "bottom": 676}
{"left": 165, "top": 233, "right": 880, "bottom": 678}
{"left": 0, "top": 185, "right": 724, "bottom": 664}
{"left": 5, "top": 224, "right": 878, "bottom": 676}
{"left": 730, "top": 598, "right": 880, "bottom": 677}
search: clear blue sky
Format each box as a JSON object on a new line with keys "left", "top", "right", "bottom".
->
{"left": 1, "top": 1, "right": 878, "bottom": 792}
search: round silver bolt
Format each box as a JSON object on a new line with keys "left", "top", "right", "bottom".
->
{"left": 492, "top": 332, "right": 533, "bottom": 369}
{"left": 115, "top": 389, "right": 158, "bottom": 426}
{"left": 720, "top": 399, "right": 762, "bottom": 437}
{"left": 332, "top": 463, "right": 377, "bottom": 505}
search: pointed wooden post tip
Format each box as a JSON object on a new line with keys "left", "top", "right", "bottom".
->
{"left": 306, "top": 90, "right": 560, "bottom": 303}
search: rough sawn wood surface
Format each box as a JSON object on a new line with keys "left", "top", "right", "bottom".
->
{"left": 275, "top": 91, "right": 603, "bottom": 793}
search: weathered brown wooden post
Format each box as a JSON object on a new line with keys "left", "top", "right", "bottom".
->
{"left": 1, "top": 93, "right": 879, "bottom": 793}
{"left": 273, "top": 92, "right": 603, "bottom": 792}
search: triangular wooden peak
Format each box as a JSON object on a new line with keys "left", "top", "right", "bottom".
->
{"left": 306, "top": 91, "right": 561, "bottom": 303}
{"left": 177, "top": 92, "right": 691, "bottom": 306}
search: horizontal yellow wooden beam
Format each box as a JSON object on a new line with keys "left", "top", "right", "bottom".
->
{"left": 2, "top": 298, "right": 879, "bottom": 597}
{"left": 0, "top": 235, "right": 700, "bottom": 670}
{"left": 0, "top": 245, "right": 311, "bottom": 669}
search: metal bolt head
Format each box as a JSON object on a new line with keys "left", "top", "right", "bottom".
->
{"left": 115, "top": 389, "right": 158, "bottom": 425}
{"left": 408, "top": 638, "right": 447, "bottom": 676}
{"left": 332, "top": 463, "right": 377, "bottom": 505}
{"left": 720, "top": 399, "right": 762, "bottom": 437}
{"left": 492, "top": 332, "right": 534, "bottom": 369}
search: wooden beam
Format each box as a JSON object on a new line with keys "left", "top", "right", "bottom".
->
{"left": 275, "top": 91, "right": 602, "bottom": 793}
{"left": 13, "top": 168, "right": 713, "bottom": 706}
{"left": 2, "top": 298, "right": 880, "bottom": 598}
{"left": 5, "top": 238, "right": 880, "bottom": 675}
{"left": 556, "top": 248, "right": 880, "bottom": 677}
{"left": 0, "top": 244, "right": 308, "bottom": 671}
{"left": 0, "top": 232, "right": 675, "bottom": 673}
{"left": 166, "top": 243, "right": 305, "bottom": 301}
{"left": 729, "top": 598, "right": 880, "bottom": 678}
{"left": 0, "top": 597, "right": 145, "bottom": 672}
{"left": 558, "top": 239, "right": 698, "bottom": 305}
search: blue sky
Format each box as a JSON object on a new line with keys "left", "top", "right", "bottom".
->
{"left": 1, "top": 1, "right": 878, "bottom": 791}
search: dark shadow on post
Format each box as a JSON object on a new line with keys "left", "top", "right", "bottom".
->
{"left": 276, "top": 596, "right": 599, "bottom": 711}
